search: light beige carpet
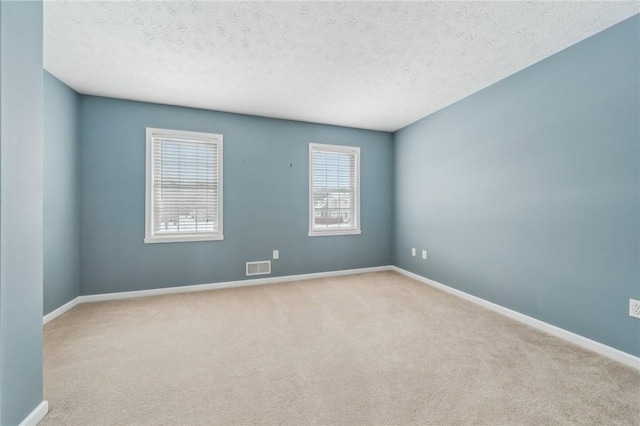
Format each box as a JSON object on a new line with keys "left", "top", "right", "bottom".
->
{"left": 43, "top": 271, "right": 639, "bottom": 425}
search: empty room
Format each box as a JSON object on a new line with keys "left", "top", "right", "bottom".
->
{"left": 0, "top": 1, "right": 639, "bottom": 425}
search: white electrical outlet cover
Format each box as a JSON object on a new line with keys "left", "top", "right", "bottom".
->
{"left": 630, "top": 299, "right": 640, "bottom": 319}
{"left": 411, "top": 248, "right": 416, "bottom": 256}
{"left": 273, "top": 250, "right": 279, "bottom": 259}
{"left": 422, "top": 250, "right": 427, "bottom": 259}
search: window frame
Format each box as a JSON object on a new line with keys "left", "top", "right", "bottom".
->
{"left": 145, "top": 127, "right": 224, "bottom": 244}
{"left": 308, "top": 143, "right": 361, "bottom": 237}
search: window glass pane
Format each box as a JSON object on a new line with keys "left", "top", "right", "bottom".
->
{"left": 153, "top": 138, "right": 218, "bottom": 235}
{"left": 310, "top": 144, "right": 359, "bottom": 235}
{"left": 146, "top": 129, "right": 223, "bottom": 243}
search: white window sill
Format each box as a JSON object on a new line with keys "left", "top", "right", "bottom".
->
{"left": 308, "top": 230, "right": 361, "bottom": 237}
{"left": 144, "top": 234, "right": 224, "bottom": 244}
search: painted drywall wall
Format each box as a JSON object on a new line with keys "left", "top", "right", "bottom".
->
{"left": 44, "top": 71, "right": 79, "bottom": 315}
{"left": 0, "top": 1, "right": 45, "bottom": 424}
{"left": 79, "top": 97, "right": 393, "bottom": 295}
{"left": 394, "top": 15, "right": 640, "bottom": 357}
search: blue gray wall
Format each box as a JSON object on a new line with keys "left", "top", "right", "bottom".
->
{"left": 394, "top": 16, "right": 640, "bottom": 356}
{"left": 79, "top": 96, "right": 393, "bottom": 295}
{"left": 44, "top": 15, "right": 639, "bottom": 362}
{"left": 44, "top": 71, "right": 80, "bottom": 315}
{"left": 0, "top": 1, "right": 45, "bottom": 424}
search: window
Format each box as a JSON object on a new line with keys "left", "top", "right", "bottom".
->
{"left": 309, "top": 143, "right": 360, "bottom": 236}
{"left": 145, "top": 128, "right": 223, "bottom": 243}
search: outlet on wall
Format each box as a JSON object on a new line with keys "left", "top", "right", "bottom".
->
{"left": 411, "top": 248, "right": 416, "bottom": 256}
{"left": 630, "top": 299, "right": 640, "bottom": 319}
{"left": 273, "top": 250, "right": 279, "bottom": 260}
{"left": 422, "top": 250, "right": 427, "bottom": 260}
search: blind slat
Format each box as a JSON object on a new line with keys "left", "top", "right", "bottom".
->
{"left": 310, "top": 145, "right": 359, "bottom": 233}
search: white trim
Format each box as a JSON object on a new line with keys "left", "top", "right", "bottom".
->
{"left": 392, "top": 266, "right": 640, "bottom": 370}
{"left": 308, "top": 230, "right": 362, "bottom": 237}
{"left": 18, "top": 401, "right": 48, "bottom": 426}
{"left": 144, "top": 234, "right": 224, "bottom": 244}
{"left": 145, "top": 127, "right": 223, "bottom": 244}
{"left": 308, "top": 143, "right": 361, "bottom": 237}
{"left": 43, "top": 267, "right": 392, "bottom": 323}
{"left": 41, "top": 265, "right": 638, "bottom": 370}
{"left": 78, "top": 266, "right": 392, "bottom": 303}
{"left": 43, "top": 298, "right": 79, "bottom": 325}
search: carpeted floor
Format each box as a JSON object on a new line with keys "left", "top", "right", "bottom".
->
{"left": 42, "top": 271, "right": 639, "bottom": 425}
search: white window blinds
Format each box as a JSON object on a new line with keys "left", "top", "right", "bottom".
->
{"left": 309, "top": 143, "right": 361, "bottom": 236}
{"left": 145, "top": 128, "right": 223, "bottom": 243}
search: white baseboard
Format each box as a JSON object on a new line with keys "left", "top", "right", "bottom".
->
{"left": 392, "top": 266, "right": 640, "bottom": 370}
{"left": 44, "top": 264, "right": 637, "bottom": 369}
{"left": 71, "top": 265, "right": 393, "bottom": 304}
{"left": 43, "top": 298, "right": 80, "bottom": 325}
{"left": 19, "top": 401, "right": 48, "bottom": 426}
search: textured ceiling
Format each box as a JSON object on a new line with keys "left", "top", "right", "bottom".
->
{"left": 44, "top": 1, "right": 639, "bottom": 132}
